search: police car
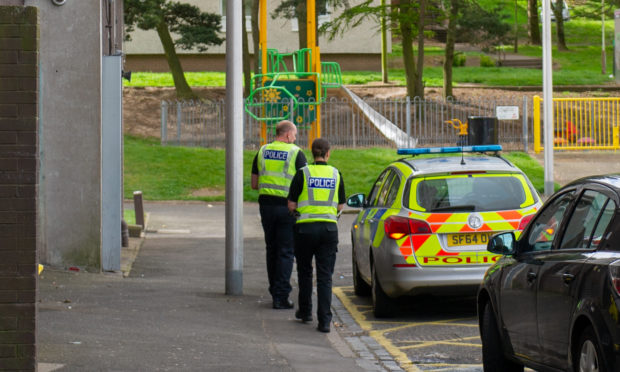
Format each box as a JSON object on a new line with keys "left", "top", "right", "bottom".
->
{"left": 346, "top": 145, "right": 542, "bottom": 317}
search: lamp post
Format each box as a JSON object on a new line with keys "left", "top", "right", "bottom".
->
{"left": 542, "top": 0, "right": 555, "bottom": 196}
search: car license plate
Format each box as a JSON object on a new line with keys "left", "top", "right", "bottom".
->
{"left": 447, "top": 233, "right": 493, "bottom": 247}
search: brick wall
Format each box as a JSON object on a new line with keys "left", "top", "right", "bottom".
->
{"left": 0, "top": 6, "right": 38, "bottom": 371}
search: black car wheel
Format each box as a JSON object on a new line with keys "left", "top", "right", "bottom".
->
{"left": 575, "top": 326, "right": 604, "bottom": 372}
{"left": 481, "top": 302, "right": 523, "bottom": 372}
{"left": 371, "top": 263, "right": 392, "bottom": 318}
{"left": 352, "top": 245, "right": 371, "bottom": 296}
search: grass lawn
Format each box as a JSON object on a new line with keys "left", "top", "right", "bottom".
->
{"left": 124, "top": 136, "right": 547, "bottom": 202}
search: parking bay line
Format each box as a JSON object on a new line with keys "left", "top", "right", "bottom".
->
{"left": 334, "top": 286, "right": 483, "bottom": 371}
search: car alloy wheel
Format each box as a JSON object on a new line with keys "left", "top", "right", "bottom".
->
{"left": 577, "top": 326, "right": 603, "bottom": 372}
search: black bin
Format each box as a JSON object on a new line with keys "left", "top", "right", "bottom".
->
{"left": 467, "top": 116, "right": 498, "bottom": 146}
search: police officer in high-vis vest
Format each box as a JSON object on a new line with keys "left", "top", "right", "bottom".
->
{"left": 287, "top": 138, "right": 345, "bottom": 333}
{"left": 252, "top": 120, "right": 307, "bottom": 310}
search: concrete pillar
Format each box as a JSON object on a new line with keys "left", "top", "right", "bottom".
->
{"left": 28, "top": 0, "right": 103, "bottom": 271}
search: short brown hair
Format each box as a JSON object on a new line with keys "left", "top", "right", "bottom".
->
{"left": 311, "top": 138, "right": 330, "bottom": 159}
{"left": 275, "top": 120, "right": 295, "bottom": 137}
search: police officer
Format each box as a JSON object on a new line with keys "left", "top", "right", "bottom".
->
{"left": 287, "top": 138, "right": 345, "bottom": 333}
{"left": 252, "top": 120, "right": 307, "bottom": 309}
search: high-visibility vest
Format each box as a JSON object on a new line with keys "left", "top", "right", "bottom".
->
{"left": 296, "top": 164, "right": 340, "bottom": 224}
{"left": 257, "top": 141, "right": 301, "bottom": 198}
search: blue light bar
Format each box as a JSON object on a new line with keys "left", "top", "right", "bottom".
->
{"left": 397, "top": 145, "right": 502, "bottom": 155}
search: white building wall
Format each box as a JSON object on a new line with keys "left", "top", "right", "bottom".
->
{"left": 124, "top": 0, "right": 387, "bottom": 56}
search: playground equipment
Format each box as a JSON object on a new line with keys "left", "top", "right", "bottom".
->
{"left": 245, "top": 0, "right": 342, "bottom": 146}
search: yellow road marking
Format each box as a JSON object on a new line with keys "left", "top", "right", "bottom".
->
{"left": 334, "top": 286, "right": 482, "bottom": 372}
{"left": 334, "top": 286, "right": 422, "bottom": 371}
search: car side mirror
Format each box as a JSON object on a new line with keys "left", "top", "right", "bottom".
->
{"left": 347, "top": 193, "right": 365, "bottom": 208}
{"left": 487, "top": 232, "right": 516, "bottom": 255}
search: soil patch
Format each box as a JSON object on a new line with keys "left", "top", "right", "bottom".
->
{"left": 122, "top": 85, "right": 613, "bottom": 139}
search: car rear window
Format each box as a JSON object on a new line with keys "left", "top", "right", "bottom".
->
{"left": 410, "top": 174, "right": 531, "bottom": 212}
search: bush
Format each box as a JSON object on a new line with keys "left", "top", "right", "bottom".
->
{"left": 452, "top": 53, "right": 466, "bottom": 67}
{"left": 480, "top": 54, "right": 496, "bottom": 67}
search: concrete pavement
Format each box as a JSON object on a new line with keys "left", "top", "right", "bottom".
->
{"left": 37, "top": 201, "right": 395, "bottom": 371}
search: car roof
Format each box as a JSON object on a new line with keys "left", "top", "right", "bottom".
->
{"left": 565, "top": 174, "right": 620, "bottom": 191}
{"left": 397, "top": 155, "right": 520, "bottom": 176}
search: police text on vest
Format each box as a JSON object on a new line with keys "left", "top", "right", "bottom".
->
{"left": 308, "top": 177, "right": 336, "bottom": 189}
{"left": 264, "top": 150, "right": 288, "bottom": 161}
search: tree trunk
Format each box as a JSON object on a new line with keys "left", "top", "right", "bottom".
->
{"left": 155, "top": 21, "right": 196, "bottom": 100}
{"left": 242, "top": 2, "right": 251, "bottom": 97}
{"left": 554, "top": 0, "right": 568, "bottom": 51}
{"left": 443, "top": 0, "right": 459, "bottom": 98}
{"left": 414, "top": 0, "right": 426, "bottom": 98}
{"left": 399, "top": 0, "right": 417, "bottom": 98}
{"left": 251, "top": 0, "right": 260, "bottom": 75}
{"left": 296, "top": 1, "right": 307, "bottom": 49}
{"left": 528, "top": 0, "right": 541, "bottom": 45}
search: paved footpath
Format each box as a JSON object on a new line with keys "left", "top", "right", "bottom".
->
{"left": 37, "top": 202, "right": 400, "bottom": 372}
{"left": 532, "top": 151, "right": 620, "bottom": 188}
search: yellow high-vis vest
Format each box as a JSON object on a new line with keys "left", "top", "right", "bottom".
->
{"left": 296, "top": 164, "right": 340, "bottom": 224}
{"left": 257, "top": 141, "right": 300, "bottom": 198}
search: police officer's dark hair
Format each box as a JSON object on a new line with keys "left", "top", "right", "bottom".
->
{"left": 312, "top": 138, "right": 330, "bottom": 159}
{"left": 275, "top": 120, "right": 295, "bottom": 137}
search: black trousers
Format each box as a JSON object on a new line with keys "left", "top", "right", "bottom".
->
{"left": 294, "top": 222, "right": 338, "bottom": 326}
{"left": 259, "top": 204, "right": 296, "bottom": 301}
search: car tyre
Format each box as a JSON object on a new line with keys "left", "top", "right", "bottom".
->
{"left": 481, "top": 302, "right": 523, "bottom": 372}
{"left": 371, "top": 263, "right": 393, "bottom": 318}
{"left": 575, "top": 326, "right": 605, "bottom": 372}
{"left": 352, "top": 246, "right": 371, "bottom": 296}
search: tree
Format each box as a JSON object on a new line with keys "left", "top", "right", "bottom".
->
{"left": 442, "top": 1, "right": 510, "bottom": 97}
{"left": 272, "top": 0, "right": 336, "bottom": 50}
{"left": 551, "top": 0, "right": 568, "bottom": 51}
{"left": 124, "top": 0, "right": 224, "bottom": 99}
{"left": 443, "top": 0, "right": 460, "bottom": 98}
{"left": 527, "top": 0, "right": 541, "bottom": 45}
{"left": 322, "top": 0, "right": 427, "bottom": 98}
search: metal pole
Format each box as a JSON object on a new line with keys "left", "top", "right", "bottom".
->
{"left": 225, "top": 0, "right": 244, "bottom": 295}
{"left": 161, "top": 101, "right": 167, "bottom": 145}
{"left": 381, "top": 0, "right": 388, "bottom": 83}
{"left": 176, "top": 101, "right": 182, "bottom": 145}
{"left": 542, "top": 0, "right": 555, "bottom": 196}
{"left": 523, "top": 95, "right": 529, "bottom": 153}
{"left": 406, "top": 96, "right": 411, "bottom": 146}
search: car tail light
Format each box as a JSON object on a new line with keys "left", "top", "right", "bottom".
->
{"left": 384, "top": 215, "right": 432, "bottom": 240}
{"left": 609, "top": 260, "right": 620, "bottom": 296}
{"left": 518, "top": 214, "right": 534, "bottom": 231}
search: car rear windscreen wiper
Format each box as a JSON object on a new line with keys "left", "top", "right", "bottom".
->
{"left": 431, "top": 205, "right": 476, "bottom": 212}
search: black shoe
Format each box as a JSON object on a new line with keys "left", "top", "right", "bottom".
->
{"left": 273, "top": 299, "right": 294, "bottom": 309}
{"left": 317, "top": 323, "right": 330, "bottom": 333}
{"left": 295, "top": 310, "right": 312, "bottom": 323}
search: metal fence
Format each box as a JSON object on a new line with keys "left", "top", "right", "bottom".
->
{"left": 533, "top": 96, "right": 620, "bottom": 152}
{"left": 161, "top": 95, "right": 532, "bottom": 151}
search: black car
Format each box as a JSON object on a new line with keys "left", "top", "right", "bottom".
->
{"left": 477, "top": 175, "right": 620, "bottom": 372}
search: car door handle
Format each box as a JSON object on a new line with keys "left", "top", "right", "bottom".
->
{"left": 527, "top": 271, "right": 537, "bottom": 282}
{"left": 368, "top": 218, "right": 376, "bottom": 224}
{"left": 562, "top": 273, "right": 575, "bottom": 284}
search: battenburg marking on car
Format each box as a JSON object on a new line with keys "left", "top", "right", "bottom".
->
{"left": 263, "top": 149, "right": 289, "bottom": 160}
{"left": 308, "top": 177, "right": 336, "bottom": 189}
{"left": 397, "top": 145, "right": 503, "bottom": 155}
